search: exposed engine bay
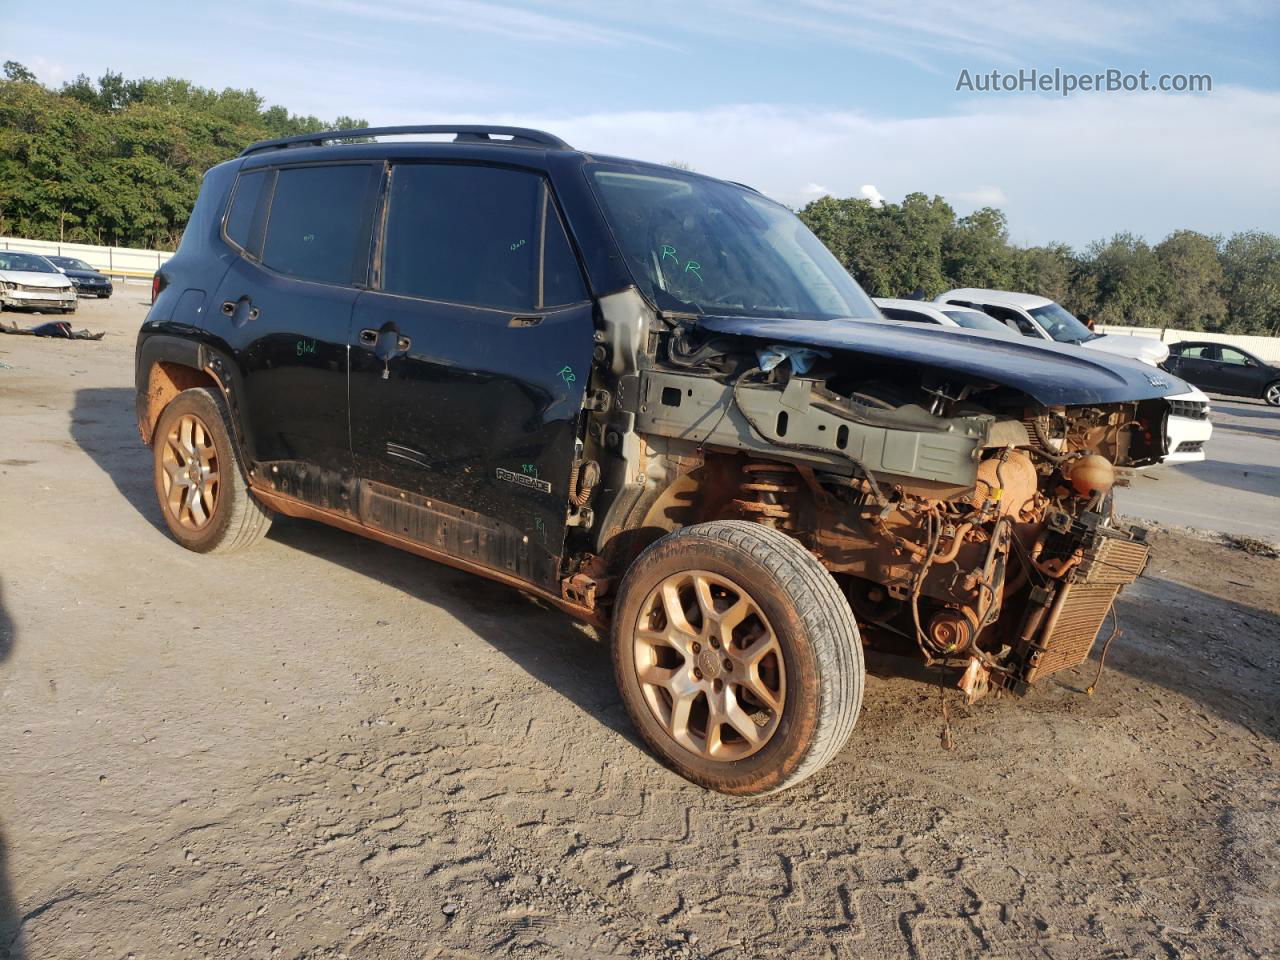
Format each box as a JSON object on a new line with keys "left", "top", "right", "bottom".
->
{"left": 580, "top": 294, "right": 1169, "bottom": 702}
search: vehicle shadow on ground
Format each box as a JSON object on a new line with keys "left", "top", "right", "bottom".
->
{"left": 0, "top": 579, "right": 24, "bottom": 960}
{"left": 1076, "top": 575, "right": 1280, "bottom": 743}
{"left": 69, "top": 388, "right": 640, "bottom": 746}
{"left": 69, "top": 388, "right": 165, "bottom": 531}
{"left": 1148, "top": 457, "right": 1280, "bottom": 500}
{"left": 265, "top": 518, "right": 642, "bottom": 744}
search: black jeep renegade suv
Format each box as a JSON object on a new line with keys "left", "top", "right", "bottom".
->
{"left": 138, "top": 125, "right": 1183, "bottom": 794}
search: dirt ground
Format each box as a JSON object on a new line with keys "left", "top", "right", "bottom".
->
{"left": 1, "top": 293, "right": 1278, "bottom": 960}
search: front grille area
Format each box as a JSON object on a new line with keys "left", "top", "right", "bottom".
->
{"left": 1175, "top": 440, "right": 1204, "bottom": 453}
{"left": 1169, "top": 399, "right": 1209, "bottom": 420}
{"left": 18, "top": 284, "right": 71, "bottom": 295}
{"left": 1025, "top": 533, "right": 1150, "bottom": 683}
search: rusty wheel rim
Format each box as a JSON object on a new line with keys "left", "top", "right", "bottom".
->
{"left": 160, "top": 413, "right": 220, "bottom": 531}
{"left": 633, "top": 570, "right": 786, "bottom": 761}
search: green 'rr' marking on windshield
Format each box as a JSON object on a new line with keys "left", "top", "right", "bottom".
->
{"left": 660, "top": 244, "right": 678, "bottom": 263}
{"left": 684, "top": 260, "right": 703, "bottom": 282}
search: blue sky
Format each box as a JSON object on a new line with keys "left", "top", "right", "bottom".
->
{"left": 4, "top": 0, "right": 1279, "bottom": 247}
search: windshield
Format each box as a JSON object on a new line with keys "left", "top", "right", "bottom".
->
{"left": 0, "top": 252, "right": 57, "bottom": 274}
{"left": 51, "top": 257, "right": 93, "bottom": 271}
{"left": 589, "top": 166, "right": 878, "bottom": 321}
{"left": 942, "top": 309, "right": 1013, "bottom": 334}
{"left": 1028, "top": 302, "right": 1097, "bottom": 344}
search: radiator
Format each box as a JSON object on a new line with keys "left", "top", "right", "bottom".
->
{"left": 1025, "top": 534, "right": 1149, "bottom": 683}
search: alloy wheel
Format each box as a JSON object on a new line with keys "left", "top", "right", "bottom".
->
{"left": 632, "top": 570, "right": 786, "bottom": 761}
{"left": 159, "top": 413, "right": 220, "bottom": 530}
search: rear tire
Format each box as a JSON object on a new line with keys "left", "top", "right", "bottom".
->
{"left": 611, "top": 521, "right": 863, "bottom": 795}
{"left": 152, "top": 387, "right": 272, "bottom": 553}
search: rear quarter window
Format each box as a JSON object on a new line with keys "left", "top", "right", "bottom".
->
{"left": 224, "top": 169, "right": 269, "bottom": 252}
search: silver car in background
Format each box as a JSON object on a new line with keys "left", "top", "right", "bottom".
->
{"left": 0, "top": 251, "right": 78, "bottom": 314}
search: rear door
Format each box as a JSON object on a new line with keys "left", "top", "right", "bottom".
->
{"left": 1171, "top": 343, "right": 1223, "bottom": 391}
{"left": 211, "top": 162, "right": 381, "bottom": 512}
{"left": 348, "top": 161, "right": 594, "bottom": 589}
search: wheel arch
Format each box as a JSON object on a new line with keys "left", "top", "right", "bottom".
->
{"left": 135, "top": 335, "right": 254, "bottom": 478}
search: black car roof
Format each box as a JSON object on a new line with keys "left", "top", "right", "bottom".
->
{"left": 235, "top": 124, "right": 762, "bottom": 194}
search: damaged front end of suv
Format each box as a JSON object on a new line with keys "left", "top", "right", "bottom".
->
{"left": 584, "top": 302, "right": 1167, "bottom": 704}
{"left": 571, "top": 164, "right": 1181, "bottom": 750}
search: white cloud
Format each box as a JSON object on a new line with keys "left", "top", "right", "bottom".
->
{"left": 859, "top": 184, "right": 886, "bottom": 207}
{"left": 802, "top": 182, "right": 830, "bottom": 196}
{"left": 398, "top": 86, "right": 1278, "bottom": 247}
{"left": 288, "top": 0, "right": 678, "bottom": 49}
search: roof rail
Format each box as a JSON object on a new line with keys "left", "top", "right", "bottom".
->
{"left": 239, "top": 125, "right": 572, "bottom": 157}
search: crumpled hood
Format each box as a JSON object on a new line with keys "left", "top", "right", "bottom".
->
{"left": 1082, "top": 333, "right": 1170, "bottom": 367}
{"left": 0, "top": 269, "right": 73, "bottom": 289}
{"left": 696, "top": 315, "right": 1191, "bottom": 407}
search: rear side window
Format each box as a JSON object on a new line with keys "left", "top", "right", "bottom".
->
{"left": 381, "top": 164, "right": 586, "bottom": 311}
{"left": 224, "top": 169, "right": 268, "bottom": 252}
{"left": 881, "top": 307, "right": 931, "bottom": 323}
{"left": 261, "top": 165, "right": 377, "bottom": 285}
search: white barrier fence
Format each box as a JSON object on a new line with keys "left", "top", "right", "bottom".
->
{"left": 1096, "top": 324, "right": 1280, "bottom": 363}
{"left": 2, "top": 232, "right": 1279, "bottom": 360}
{"left": 0, "top": 236, "right": 173, "bottom": 283}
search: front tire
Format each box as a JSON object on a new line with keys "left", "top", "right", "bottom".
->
{"left": 1265, "top": 381, "right": 1280, "bottom": 407}
{"left": 152, "top": 387, "right": 272, "bottom": 553}
{"left": 611, "top": 521, "right": 863, "bottom": 795}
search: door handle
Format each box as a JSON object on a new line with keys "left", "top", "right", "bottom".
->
{"left": 222, "top": 298, "right": 259, "bottom": 324}
{"left": 360, "top": 328, "right": 411, "bottom": 354}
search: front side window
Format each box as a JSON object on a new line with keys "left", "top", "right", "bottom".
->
{"left": 1028, "top": 302, "right": 1097, "bottom": 345}
{"left": 260, "top": 165, "right": 377, "bottom": 284}
{"left": 1218, "top": 347, "right": 1252, "bottom": 366}
{"left": 381, "top": 163, "right": 586, "bottom": 311}
{"left": 589, "top": 165, "right": 878, "bottom": 321}
{"left": 942, "top": 309, "right": 1012, "bottom": 334}
{"left": 881, "top": 307, "right": 932, "bottom": 324}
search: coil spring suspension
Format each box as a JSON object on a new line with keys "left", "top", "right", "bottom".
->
{"left": 734, "top": 461, "right": 799, "bottom": 529}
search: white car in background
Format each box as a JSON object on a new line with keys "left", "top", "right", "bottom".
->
{"left": 0, "top": 251, "right": 78, "bottom": 314}
{"left": 874, "top": 297, "right": 1017, "bottom": 335}
{"left": 935, "top": 287, "right": 1168, "bottom": 365}
{"left": 933, "top": 288, "right": 1210, "bottom": 465}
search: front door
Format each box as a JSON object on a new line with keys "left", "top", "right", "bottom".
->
{"left": 348, "top": 161, "right": 594, "bottom": 589}
{"left": 1213, "top": 346, "right": 1263, "bottom": 396}
{"left": 212, "top": 161, "right": 381, "bottom": 512}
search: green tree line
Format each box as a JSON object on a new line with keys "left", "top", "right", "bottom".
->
{"left": 799, "top": 193, "right": 1280, "bottom": 336}
{"left": 0, "top": 61, "right": 365, "bottom": 250}
{"left": 2, "top": 63, "right": 1277, "bottom": 334}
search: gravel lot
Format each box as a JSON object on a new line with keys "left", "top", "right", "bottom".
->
{"left": 2, "top": 293, "right": 1278, "bottom": 959}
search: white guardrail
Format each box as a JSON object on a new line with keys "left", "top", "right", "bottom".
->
{"left": 1096, "top": 324, "right": 1280, "bottom": 363}
{"left": 0, "top": 236, "right": 174, "bottom": 283}
{"left": 3, "top": 233, "right": 1279, "bottom": 358}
